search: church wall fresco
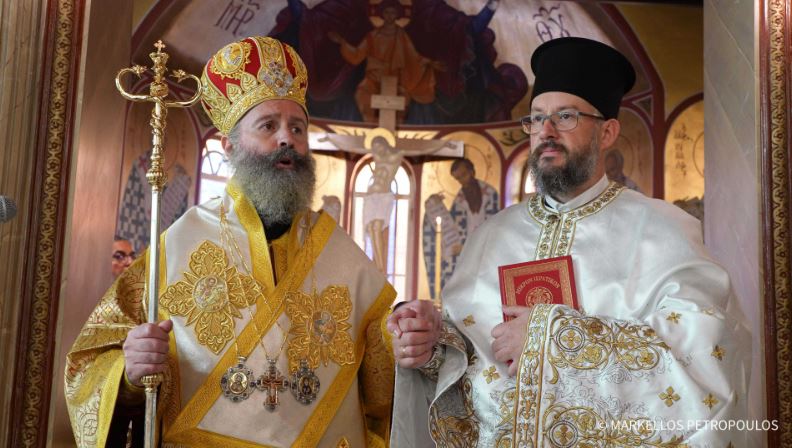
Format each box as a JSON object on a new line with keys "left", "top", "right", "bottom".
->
{"left": 664, "top": 99, "right": 704, "bottom": 206}
{"left": 614, "top": 107, "right": 654, "bottom": 195}
{"left": 311, "top": 153, "right": 349, "bottom": 223}
{"left": 269, "top": 0, "right": 528, "bottom": 125}
{"left": 417, "top": 130, "right": 503, "bottom": 300}
{"left": 308, "top": 122, "right": 350, "bottom": 224}
{"left": 115, "top": 79, "right": 200, "bottom": 252}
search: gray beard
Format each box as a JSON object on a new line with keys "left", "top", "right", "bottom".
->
{"left": 529, "top": 134, "right": 599, "bottom": 200}
{"left": 228, "top": 145, "right": 316, "bottom": 228}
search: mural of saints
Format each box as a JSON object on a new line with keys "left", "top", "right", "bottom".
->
{"left": 269, "top": 0, "right": 527, "bottom": 124}
{"left": 327, "top": 0, "right": 444, "bottom": 123}
{"left": 115, "top": 151, "right": 191, "bottom": 251}
{"left": 422, "top": 159, "right": 500, "bottom": 298}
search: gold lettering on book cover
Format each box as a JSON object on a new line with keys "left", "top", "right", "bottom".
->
{"left": 285, "top": 285, "right": 355, "bottom": 371}
{"left": 159, "top": 240, "right": 259, "bottom": 354}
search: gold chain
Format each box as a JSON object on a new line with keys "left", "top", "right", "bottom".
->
{"left": 219, "top": 201, "right": 289, "bottom": 364}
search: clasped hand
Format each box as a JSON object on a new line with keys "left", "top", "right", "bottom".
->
{"left": 386, "top": 300, "right": 441, "bottom": 368}
{"left": 491, "top": 305, "right": 531, "bottom": 376}
{"left": 122, "top": 320, "right": 172, "bottom": 387}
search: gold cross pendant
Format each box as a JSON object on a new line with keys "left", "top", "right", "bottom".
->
{"left": 256, "top": 359, "right": 288, "bottom": 411}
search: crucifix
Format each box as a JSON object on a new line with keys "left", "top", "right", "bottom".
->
{"left": 256, "top": 360, "right": 288, "bottom": 411}
{"left": 311, "top": 76, "right": 464, "bottom": 273}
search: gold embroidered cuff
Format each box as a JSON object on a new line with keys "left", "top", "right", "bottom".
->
{"left": 438, "top": 320, "right": 468, "bottom": 355}
{"left": 118, "top": 371, "right": 146, "bottom": 407}
{"left": 418, "top": 343, "right": 446, "bottom": 381}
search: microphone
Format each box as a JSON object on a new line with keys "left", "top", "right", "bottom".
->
{"left": 0, "top": 196, "right": 17, "bottom": 223}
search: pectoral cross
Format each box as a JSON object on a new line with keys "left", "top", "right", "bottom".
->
{"left": 256, "top": 360, "right": 288, "bottom": 411}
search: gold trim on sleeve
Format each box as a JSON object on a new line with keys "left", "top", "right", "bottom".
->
{"left": 96, "top": 354, "right": 127, "bottom": 447}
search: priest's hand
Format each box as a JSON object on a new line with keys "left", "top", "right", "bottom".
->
{"left": 491, "top": 306, "right": 532, "bottom": 376}
{"left": 387, "top": 300, "right": 441, "bottom": 368}
{"left": 123, "top": 320, "right": 172, "bottom": 387}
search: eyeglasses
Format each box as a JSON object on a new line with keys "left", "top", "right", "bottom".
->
{"left": 112, "top": 251, "right": 136, "bottom": 262}
{"left": 520, "top": 110, "right": 605, "bottom": 135}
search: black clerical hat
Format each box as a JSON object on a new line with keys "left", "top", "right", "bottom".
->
{"left": 530, "top": 37, "right": 636, "bottom": 119}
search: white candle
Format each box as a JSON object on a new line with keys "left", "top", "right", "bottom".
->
{"left": 434, "top": 216, "right": 442, "bottom": 304}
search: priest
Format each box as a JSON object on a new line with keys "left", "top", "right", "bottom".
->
{"left": 389, "top": 37, "right": 749, "bottom": 447}
{"left": 65, "top": 36, "right": 395, "bottom": 447}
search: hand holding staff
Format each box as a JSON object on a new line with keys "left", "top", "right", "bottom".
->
{"left": 114, "top": 40, "right": 201, "bottom": 448}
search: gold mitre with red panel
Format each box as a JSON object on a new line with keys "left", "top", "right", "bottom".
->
{"left": 200, "top": 36, "right": 308, "bottom": 134}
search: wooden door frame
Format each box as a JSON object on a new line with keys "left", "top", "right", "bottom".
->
{"left": 8, "top": 0, "right": 84, "bottom": 447}
{"left": 760, "top": 1, "right": 792, "bottom": 446}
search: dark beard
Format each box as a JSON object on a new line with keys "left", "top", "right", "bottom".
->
{"left": 528, "top": 136, "right": 599, "bottom": 200}
{"left": 228, "top": 145, "right": 316, "bottom": 228}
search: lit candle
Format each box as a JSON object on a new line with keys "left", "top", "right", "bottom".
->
{"left": 434, "top": 216, "right": 442, "bottom": 306}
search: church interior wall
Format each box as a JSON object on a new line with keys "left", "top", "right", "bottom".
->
{"left": 617, "top": 4, "right": 703, "bottom": 117}
{"left": 51, "top": 0, "right": 134, "bottom": 445}
{"left": 120, "top": 100, "right": 199, "bottom": 209}
{"left": 702, "top": 0, "right": 763, "bottom": 439}
{"left": 617, "top": 4, "right": 705, "bottom": 204}
{"left": 664, "top": 99, "right": 705, "bottom": 204}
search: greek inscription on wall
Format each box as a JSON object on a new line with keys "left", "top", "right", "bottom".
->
{"left": 215, "top": 0, "right": 260, "bottom": 36}
{"left": 533, "top": 5, "right": 571, "bottom": 42}
{"left": 672, "top": 124, "right": 692, "bottom": 177}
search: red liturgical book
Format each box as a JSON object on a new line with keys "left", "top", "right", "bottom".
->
{"left": 498, "top": 255, "right": 578, "bottom": 321}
